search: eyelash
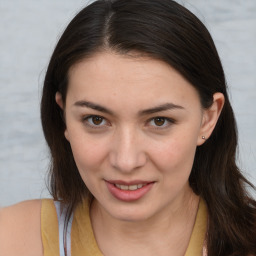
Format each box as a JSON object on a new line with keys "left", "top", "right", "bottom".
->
{"left": 82, "top": 115, "right": 110, "bottom": 129}
{"left": 82, "top": 115, "right": 176, "bottom": 130}
{"left": 147, "top": 117, "right": 176, "bottom": 129}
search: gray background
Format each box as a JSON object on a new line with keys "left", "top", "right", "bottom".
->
{"left": 0, "top": 0, "right": 255, "bottom": 207}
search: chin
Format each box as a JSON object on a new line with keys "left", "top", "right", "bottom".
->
{"left": 106, "top": 204, "right": 155, "bottom": 222}
{"left": 113, "top": 213, "right": 150, "bottom": 223}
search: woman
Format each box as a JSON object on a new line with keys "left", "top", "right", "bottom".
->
{"left": 0, "top": 0, "right": 255, "bottom": 255}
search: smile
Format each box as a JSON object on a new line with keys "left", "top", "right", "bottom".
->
{"left": 106, "top": 180, "right": 154, "bottom": 201}
{"left": 114, "top": 184, "right": 146, "bottom": 190}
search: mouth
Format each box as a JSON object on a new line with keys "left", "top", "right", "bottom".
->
{"left": 114, "top": 183, "right": 146, "bottom": 191}
{"left": 105, "top": 180, "right": 155, "bottom": 202}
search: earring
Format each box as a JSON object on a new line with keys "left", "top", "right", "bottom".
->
{"left": 202, "top": 136, "right": 206, "bottom": 140}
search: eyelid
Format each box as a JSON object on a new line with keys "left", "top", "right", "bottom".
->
{"left": 146, "top": 116, "right": 176, "bottom": 129}
{"left": 82, "top": 115, "right": 110, "bottom": 128}
{"left": 81, "top": 114, "right": 176, "bottom": 130}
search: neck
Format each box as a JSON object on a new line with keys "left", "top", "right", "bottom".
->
{"left": 90, "top": 187, "right": 200, "bottom": 256}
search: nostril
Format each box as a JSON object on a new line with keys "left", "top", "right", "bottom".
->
{"left": 109, "top": 151, "right": 147, "bottom": 173}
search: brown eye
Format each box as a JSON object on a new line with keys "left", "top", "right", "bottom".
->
{"left": 153, "top": 117, "right": 166, "bottom": 126}
{"left": 91, "top": 116, "right": 104, "bottom": 125}
{"left": 85, "top": 115, "right": 107, "bottom": 127}
{"left": 148, "top": 117, "right": 175, "bottom": 129}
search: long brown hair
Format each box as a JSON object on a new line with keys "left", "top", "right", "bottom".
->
{"left": 41, "top": 0, "right": 256, "bottom": 255}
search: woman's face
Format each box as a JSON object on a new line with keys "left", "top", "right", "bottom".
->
{"left": 60, "top": 51, "right": 208, "bottom": 222}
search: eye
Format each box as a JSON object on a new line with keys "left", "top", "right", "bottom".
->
{"left": 83, "top": 115, "right": 108, "bottom": 127}
{"left": 152, "top": 117, "right": 166, "bottom": 126}
{"left": 148, "top": 117, "right": 175, "bottom": 128}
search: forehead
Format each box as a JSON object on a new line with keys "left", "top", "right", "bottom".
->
{"left": 66, "top": 51, "right": 201, "bottom": 110}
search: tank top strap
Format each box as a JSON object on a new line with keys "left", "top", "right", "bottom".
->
{"left": 185, "top": 198, "right": 208, "bottom": 256}
{"left": 54, "top": 201, "right": 74, "bottom": 256}
{"left": 41, "top": 199, "right": 74, "bottom": 256}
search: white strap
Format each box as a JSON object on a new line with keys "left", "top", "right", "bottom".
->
{"left": 54, "top": 201, "right": 74, "bottom": 256}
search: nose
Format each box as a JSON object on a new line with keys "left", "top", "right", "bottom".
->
{"left": 109, "top": 127, "right": 147, "bottom": 173}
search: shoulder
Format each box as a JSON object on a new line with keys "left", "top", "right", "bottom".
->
{"left": 0, "top": 200, "right": 43, "bottom": 256}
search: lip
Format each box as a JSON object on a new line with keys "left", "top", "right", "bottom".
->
{"left": 107, "top": 180, "right": 152, "bottom": 186}
{"left": 105, "top": 180, "right": 155, "bottom": 202}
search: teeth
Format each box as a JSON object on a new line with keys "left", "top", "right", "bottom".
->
{"left": 115, "top": 184, "right": 145, "bottom": 190}
{"left": 129, "top": 185, "right": 138, "bottom": 191}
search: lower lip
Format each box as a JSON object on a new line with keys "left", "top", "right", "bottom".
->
{"left": 106, "top": 181, "right": 154, "bottom": 202}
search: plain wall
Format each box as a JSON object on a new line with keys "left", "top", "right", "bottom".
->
{"left": 0, "top": 0, "right": 255, "bottom": 207}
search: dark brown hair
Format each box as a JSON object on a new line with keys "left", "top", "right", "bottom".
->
{"left": 41, "top": 0, "right": 256, "bottom": 255}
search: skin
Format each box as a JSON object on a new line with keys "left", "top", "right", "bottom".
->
{"left": 58, "top": 51, "right": 224, "bottom": 255}
{"left": 0, "top": 51, "right": 224, "bottom": 255}
{"left": 0, "top": 200, "right": 43, "bottom": 256}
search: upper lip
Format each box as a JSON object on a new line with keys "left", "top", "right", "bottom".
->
{"left": 106, "top": 180, "right": 154, "bottom": 185}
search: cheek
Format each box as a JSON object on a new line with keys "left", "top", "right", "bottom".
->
{"left": 69, "top": 138, "right": 108, "bottom": 193}
{"left": 152, "top": 134, "right": 198, "bottom": 174}
{"left": 67, "top": 131, "right": 108, "bottom": 174}
{"left": 152, "top": 138, "right": 197, "bottom": 197}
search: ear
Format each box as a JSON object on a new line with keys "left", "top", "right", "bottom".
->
{"left": 55, "top": 91, "right": 64, "bottom": 109}
{"left": 55, "top": 92, "right": 69, "bottom": 141}
{"left": 197, "top": 92, "right": 225, "bottom": 145}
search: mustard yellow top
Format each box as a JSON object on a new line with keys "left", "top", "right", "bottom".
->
{"left": 41, "top": 198, "right": 208, "bottom": 256}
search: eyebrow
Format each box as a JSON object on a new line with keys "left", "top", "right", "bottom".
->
{"left": 73, "top": 100, "right": 184, "bottom": 116}
{"left": 138, "top": 103, "right": 184, "bottom": 115}
{"left": 74, "top": 100, "right": 114, "bottom": 115}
